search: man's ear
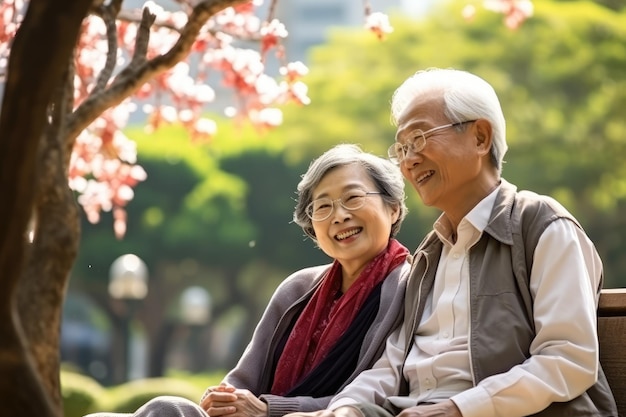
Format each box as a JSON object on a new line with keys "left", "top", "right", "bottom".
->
{"left": 474, "top": 119, "right": 493, "bottom": 156}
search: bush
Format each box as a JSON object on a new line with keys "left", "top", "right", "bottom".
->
{"left": 104, "top": 378, "right": 205, "bottom": 412}
{"left": 60, "top": 369, "right": 222, "bottom": 414}
{"left": 61, "top": 371, "right": 107, "bottom": 417}
{"left": 165, "top": 369, "right": 226, "bottom": 392}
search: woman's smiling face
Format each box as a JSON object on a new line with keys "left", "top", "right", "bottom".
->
{"left": 311, "top": 163, "right": 399, "bottom": 276}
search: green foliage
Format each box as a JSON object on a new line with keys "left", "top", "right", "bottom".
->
{"left": 272, "top": 0, "right": 626, "bottom": 286}
{"left": 165, "top": 369, "right": 225, "bottom": 391}
{"left": 103, "top": 378, "right": 204, "bottom": 412}
{"left": 61, "top": 370, "right": 107, "bottom": 417}
{"left": 60, "top": 369, "right": 223, "bottom": 414}
{"left": 74, "top": 119, "right": 326, "bottom": 278}
{"left": 129, "top": 124, "right": 255, "bottom": 258}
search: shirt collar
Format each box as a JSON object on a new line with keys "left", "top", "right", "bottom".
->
{"left": 433, "top": 183, "right": 502, "bottom": 243}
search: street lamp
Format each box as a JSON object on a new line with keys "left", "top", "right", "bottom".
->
{"left": 180, "top": 286, "right": 211, "bottom": 325}
{"left": 109, "top": 254, "right": 149, "bottom": 300}
{"left": 109, "top": 254, "right": 148, "bottom": 382}
{"left": 180, "top": 286, "right": 211, "bottom": 371}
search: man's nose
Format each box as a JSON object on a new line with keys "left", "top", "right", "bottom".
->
{"left": 402, "top": 148, "right": 422, "bottom": 167}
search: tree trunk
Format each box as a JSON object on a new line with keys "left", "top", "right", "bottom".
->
{"left": 0, "top": 0, "right": 92, "bottom": 415}
{"left": 148, "top": 320, "right": 177, "bottom": 377}
{"left": 2, "top": 0, "right": 251, "bottom": 411}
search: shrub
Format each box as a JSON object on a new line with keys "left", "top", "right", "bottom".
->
{"left": 61, "top": 371, "right": 107, "bottom": 417}
{"left": 105, "top": 378, "right": 205, "bottom": 412}
{"left": 165, "top": 369, "right": 226, "bottom": 392}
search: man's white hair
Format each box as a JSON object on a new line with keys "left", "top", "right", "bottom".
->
{"left": 390, "top": 68, "right": 508, "bottom": 171}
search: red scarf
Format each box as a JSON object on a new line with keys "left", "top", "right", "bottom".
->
{"left": 270, "top": 239, "right": 409, "bottom": 395}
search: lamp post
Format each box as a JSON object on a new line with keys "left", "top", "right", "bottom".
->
{"left": 180, "top": 286, "right": 211, "bottom": 372}
{"left": 109, "top": 254, "right": 148, "bottom": 382}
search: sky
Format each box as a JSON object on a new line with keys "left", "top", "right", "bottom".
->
{"left": 400, "top": 0, "right": 437, "bottom": 17}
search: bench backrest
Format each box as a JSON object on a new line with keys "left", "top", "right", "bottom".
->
{"left": 598, "top": 288, "right": 626, "bottom": 417}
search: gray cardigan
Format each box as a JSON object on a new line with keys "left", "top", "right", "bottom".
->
{"left": 224, "top": 260, "right": 411, "bottom": 417}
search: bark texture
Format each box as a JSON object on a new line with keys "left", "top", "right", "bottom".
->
{"left": 0, "top": 0, "right": 92, "bottom": 415}
{"left": 0, "top": 0, "right": 244, "bottom": 415}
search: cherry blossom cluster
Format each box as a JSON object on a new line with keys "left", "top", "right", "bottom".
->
{"left": 0, "top": 0, "right": 26, "bottom": 76}
{"left": 70, "top": 2, "right": 317, "bottom": 236}
{"left": 464, "top": 0, "right": 534, "bottom": 29}
{"left": 5, "top": 0, "right": 309, "bottom": 236}
{"left": 69, "top": 103, "right": 148, "bottom": 238}
{"left": 365, "top": 12, "right": 394, "bottom": 40}
{"left": 2, "top": 0, "right": 529, "bottom": 237}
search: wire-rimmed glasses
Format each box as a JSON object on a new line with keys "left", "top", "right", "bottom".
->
{"left": 306, "top": 189, "right": 381, "bottom": 222}
{"left": 388, "top": 120, "right": 477, "bottom": 164}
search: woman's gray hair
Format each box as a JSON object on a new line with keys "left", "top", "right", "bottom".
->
{"left": 293, "top": 144, "right": 407, "bottom": 242}
{"left": 390, "top": 68, "right": 508, "bottom": 172}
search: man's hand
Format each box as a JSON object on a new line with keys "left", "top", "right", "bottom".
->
{"left": 200, "top": 384, "right": 268, "bottom": 417}
{"left": 397, "top": 401, "right": 462, "bottom": 417}
{"left": 285, "top": 406, "right": 364, "bottom": 417}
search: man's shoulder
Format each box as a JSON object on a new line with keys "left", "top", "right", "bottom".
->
{"left": 514, "top": 187, "right": 578, "bottom": 225}
{"left": 505, "top": 185, "right": 584, "bottom": 254}
{"left": 498, "top": 178, "right": 573, "bottom": 219}
{"left": 487, "top": 180, "right": 582, "bottom": 245}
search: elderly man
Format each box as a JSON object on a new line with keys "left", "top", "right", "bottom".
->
{"left": 287, "top": 68, "right": 617, "bottom": 417}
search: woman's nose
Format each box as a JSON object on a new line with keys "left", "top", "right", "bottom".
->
{"left": 331, "top": 203, "right": 352, "bottom": 223}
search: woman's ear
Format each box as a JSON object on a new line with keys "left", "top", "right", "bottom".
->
{"left": 390, "top": 203, "right": 400, "bottom": 225}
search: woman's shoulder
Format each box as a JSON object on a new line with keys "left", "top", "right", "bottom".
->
{"left": 273, "top": 263, "right": 333, "bottom": 294}
{"left": 383, "top": 259, "right": 412, "bottom": 285}
{"left": 379, "top": 259, "right": 411, "bottom": 297}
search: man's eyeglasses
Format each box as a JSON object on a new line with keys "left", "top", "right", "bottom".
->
{"left": 388, "top": 120, "right": 477, "bottom": 165}
{"left": 306, "top": 190, "right": 381, "bottom": 222}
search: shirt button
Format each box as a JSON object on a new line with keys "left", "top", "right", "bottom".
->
{"left": 442, "top": 331, "right": 449, "bottom": 338}
{"left": 453, "top": 252, "right": 461, "bottom": 259}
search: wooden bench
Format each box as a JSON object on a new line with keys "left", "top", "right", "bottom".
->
{"left": 598, "top": 288, "right": 626, "bottom": 416}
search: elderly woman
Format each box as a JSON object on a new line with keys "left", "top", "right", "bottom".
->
{"left": 86, "top": 144, "right": 411, "bottom": 417}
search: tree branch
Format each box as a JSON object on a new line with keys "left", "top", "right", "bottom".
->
{"left": 267, "top": 0, "right": 278, "bottom": 22}
{"left": 116, "top": 8, "right": 181, "bottom": 31}
{"left": 64, "top": 55, "right": 77, "bottom": 160}
{"left": 67, "top": 0, "right": 248, "bottom": 140}
{"left": 93, "top": 4, "right": 119, "bottom": 93}
{"left": 113, "top": 7, "right": 263, "bottom": 40}
{"left": 130, "top": 7, "right": 156, "bottom": 67}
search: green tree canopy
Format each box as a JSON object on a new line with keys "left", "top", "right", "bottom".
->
{"left": 70, "top": 121, "right": 331, "bottom": 377}
{"left": 274, "top": 0, "right": 626, "bottom": 286}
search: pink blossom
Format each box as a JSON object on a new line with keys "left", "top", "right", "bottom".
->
{"left": 1, "top": 0, "right": 396, "bottom": 237}
{"left": 365, "top": 12, "right": 393, "bottom": 40}
{"left": 483, "top": 0, "right": 534, "bottom": 29}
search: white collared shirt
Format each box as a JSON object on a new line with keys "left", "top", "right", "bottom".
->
{"left": 401, "top": 185, "right": 498, "bottom": 404}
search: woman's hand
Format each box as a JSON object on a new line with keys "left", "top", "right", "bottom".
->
{"left": 200, "top": 384, "right": 268, "bottom": 417}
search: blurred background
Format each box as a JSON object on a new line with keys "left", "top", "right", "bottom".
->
{"left": 60, "top": 0, "right": 626, "bottom": 393}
